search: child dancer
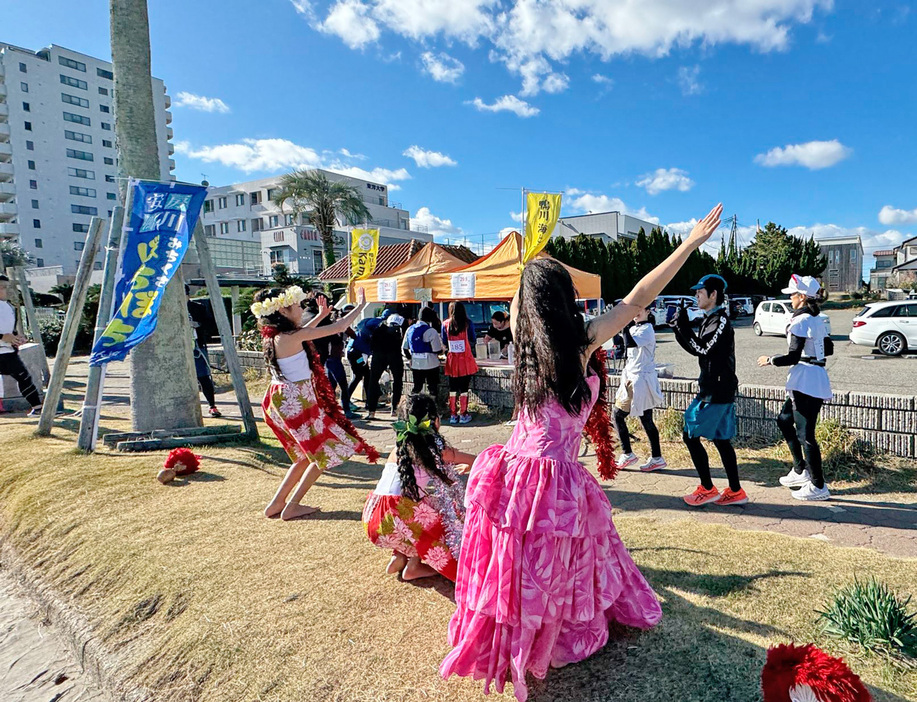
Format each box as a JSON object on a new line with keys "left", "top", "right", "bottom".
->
{"left": 442, "top": 301, "right": 477, "bottom": 425}
{"left": 614, "top": 305, "right": 666, "bottom": 471}
{"left": 255, "top": 286, "right": 379, "bottom": 520}
{"left": 362, "top": 393, "right": 476, "bottom": 581}
{"left": 758, "top": 275, "right": 833, "bottom": 501}
{"left": 441, "top": 205, "right": 723, "bottom": 701}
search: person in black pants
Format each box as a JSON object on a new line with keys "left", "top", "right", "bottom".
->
{"left": 187, "top": 289, "right": 221, "bottom": 418}
{"left": 366, "top": 311, "right": 404, "bottom": 420}
{"left": 0, "top": 275, "right": 42, "bottom": 415}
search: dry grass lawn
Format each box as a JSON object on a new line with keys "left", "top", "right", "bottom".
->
{"left": 0, "top": 415, "right": 915, "bottom": 702}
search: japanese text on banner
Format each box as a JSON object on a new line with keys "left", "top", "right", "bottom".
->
{"left": 350, "top": 229, "right": 379, "bottom": 281}
{"left": 89, "top": 180, "right": 208, "bottom": 366}
{"left": 523, "top": 192, "right": 562, "bottom": 264}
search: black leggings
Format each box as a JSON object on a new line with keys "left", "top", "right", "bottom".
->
{"left": 613, "top": 407, "right": 661, "bottom": 458}
{"left": 682, "top": 433, "right": 741, "bottom": 492}
{"left": 777, "top": 392, "right": 825, "bottom": 488}
{"left": 0, "top": 352, "right": 41, "bottom": 407}
{"left": 367, "top": 353, "right": 403, "bottom": 413}
{"left": 412, "top": 368, "right": 440, "bottom": 397}
{"left": 347, "top": 351, "right": 369, "bottom": 402}
{"left": 198, "top": 374, "right": 217, "bottom": 407}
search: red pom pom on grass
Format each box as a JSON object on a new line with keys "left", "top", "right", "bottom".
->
{"left": 762, "top": 643, "right": 872, "bottom": 702}
{"left": 163, "top": 448, "right": 201, "bottom": 476}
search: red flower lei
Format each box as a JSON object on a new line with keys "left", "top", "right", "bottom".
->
{"left": 584, "top": 347, "right": 619, "bottom": 480}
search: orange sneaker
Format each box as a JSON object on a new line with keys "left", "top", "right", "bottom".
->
{"left": 715, "top": 487, "right": 749, "bottom": 506}
{"left": 683, "top": 485, "right": 720, "bottom": 507}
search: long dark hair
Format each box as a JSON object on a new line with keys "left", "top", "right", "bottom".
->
{"left": 420, "top": 305, "right": 441, "bottom": 332}
{"left": 396, "top": 394, "right": 453, "bottom": 502}
{"left": 447, "top": 301, "right": 468, "bottom": 335}
{"left": 254, "top": 287, "right": 298, "bottom": 376}
{"left": 513, "top": 259, "right": 593, "bottom": 416}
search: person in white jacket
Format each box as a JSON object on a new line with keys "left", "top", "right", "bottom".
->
{"left": 613, "top": 305, "right": 666, "bottom": 471}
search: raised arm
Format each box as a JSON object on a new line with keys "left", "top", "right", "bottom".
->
{"left": 586, "top": 204, "right": 722, "bottom": 356}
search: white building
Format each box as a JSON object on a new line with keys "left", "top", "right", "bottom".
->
{"left": 199, "top": 172, "right": 431, "bottom": 278}
{"left": 554, "top": 211, "right": 659, "bottom": 244}
{"left": 0, "top": 42, "right": 174, "bottom": 278}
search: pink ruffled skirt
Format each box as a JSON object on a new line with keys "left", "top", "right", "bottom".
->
{"left": 440, "top": 445, "right": 662, "bottom": 701}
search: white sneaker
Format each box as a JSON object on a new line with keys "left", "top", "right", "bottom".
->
{"left": 779, "top": 468, "right": 811, "bottom": 488}
{"left": 639, "top": 457, "right": 667, "bottom": 472}
{"left": 792, "top": 481, "right": 831, "bottom": 501}
{"left": 617, "top": 453, "right": 639, "bottom": 469}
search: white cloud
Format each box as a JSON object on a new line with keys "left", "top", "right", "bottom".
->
{"left": 320, "top": 0, "right": 380, "bottom": 49}
{"left": 468, "top": 95, "right": 540, "bottom": 118}
{"left": 636, "top": 168, "right": 695, "bottom": 195}
{"left": 677, "top": 65, "right": 703, "bottom": 95}
{"left": 878, "top": 205, "right": 917, "bottom": 226}
{"left": 173, "top": 92, "right": 230, "bottom": 114}
{"left": 174, "top": 137, "right": 411, "bottom": 188}
{"left": 754, "top": 139, "right": 852, "bottom": 170}
{"left": 420, "top": 51, "right": 465, "bottom": 83}
{"left": 565, "top": 187, "right": 659, "bottom": 224}
{"left": 402, "top": 145, "right": 457, "bottom": 168}
{"left": 510, "top": 210, "right": 522, "bottom": 223}
{"left": 411, "top": 206, "right": 464, "bottom": 237}
{"left": 290, "top": 0, "right": 316, "bottom": 21}
{"left": 592, "top": 73, "right": 614, "bottom": 87}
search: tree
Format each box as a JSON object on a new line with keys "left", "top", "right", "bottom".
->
{"left": 730, "top": 222, "right": 827, "bottom": 295}
{"left": 0, "top": 240, "right": 32, "bottom": 271}
{"left": 49, "top": 282, "right": 74, "bottom": 304}
{"left": 272, "top": 169, "right": 372, "bottom": 271}
{"left": 111, "top": 0, "right": 201, "bottom": 431}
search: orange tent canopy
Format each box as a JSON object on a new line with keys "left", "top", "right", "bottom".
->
{"left": 426, "top": 231, "right": 602, "bottom": 301}
{"left": 352, "top": 241, "right": 470, "bottom": 303}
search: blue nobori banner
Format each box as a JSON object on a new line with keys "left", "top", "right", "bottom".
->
{"left": 89, "top": 179, "right": 208, "bottom": 366}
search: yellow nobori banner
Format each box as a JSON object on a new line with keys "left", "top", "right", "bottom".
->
{"left": 523, "top": 192, "right": 562, "bottom": 263}
{"left": 350, "top": 228, "right": 379, "bottom": 281}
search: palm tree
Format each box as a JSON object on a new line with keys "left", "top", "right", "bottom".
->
{"left": 272, "top": 170, "right": 372, "bottom": 271}
{"left": 111, "top": 0, "right": 201, "bottom": 431}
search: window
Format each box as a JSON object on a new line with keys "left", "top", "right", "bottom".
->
{"left": 100, "top": 104, "right": 110, "bottom": 113}
{"left": 903, "top": 305, "right": 917, "bottom": 317}
{"left": 204, "top": 224, "right": 216, "bottom": 237}
{"left": 68, "top": 167, "right": 95, "bottom": 179}
{"left": 29, "top": 180, "right": 37, "bottom": 189}
{"left": 27, "top": 160, "right": 35, "bottom": 170}
{"left": 313, "top": 250, "right": 324, "bottom": 274}
{"left": 97, "top": 67, "right": 114, "bottom": 80}
{"left": 101, "top": 122, "right": 111, "bottom": 130}
{"left": 203, "top": 200, "right": 213, "bottom": 214}
{"left": 93, "top": 262, "right": 103, "bottom": 270}
{"left": 269, "top": 250, "right": 284, "bottom": 265}
{"left": 59, "top": 56, "right": 87, "bottom": 72}
{"left": 219, "top": 222, "right": 230, "bottom": 235}
{"left": 285, "top": 214, "right": 295, "bottom": 226}
{"left": 64, "top": 111, "right": 91, "bottom": 126}
{"left": 250, "top": 191, "right": 261, "bottom": 205}
{"left": 22, "top": 102, "right": 30, "bottom": 112}
{"left": 62, "top": 93, "right": 90, "bottom": 108}
{"left": 106, "top": 192, "right": 117, "bottom": 200}
{"left": 34, "top": 238, "right": 42, "bottom": 248}
{"left": 71, "top": 204, "right": 98, "bottom": 215}
{"left": 102, "top": 139, "right": 112, "bottom": 148}
{"left": 19, "top": 62, "right": 26, "bottom": 73}
{"left": 268, "top": 215, "right": 279, "bottom": 228}
{"left": 74, "top": 241, "right": 85, "bottom": 251}
{"left": 36, "top": 258, "right": 44, "bottom": 267}
{"left": 251, "top": 218, "right": 262, "bottom": 232}
{"left": 235, "top": 193, "right": 245, "bottom": 206}
{"left": 70, "top": 185, "right": 97, "bottom": 197}
{"left": 217, "top": 196, "right": 227, "bottom": 209}
{"left": 99, "top": 87, "right": 108, "bottom": 96}
{"left": 60, "top": 74, "right": 88, "bottom": 90}
{"left": 266, "top": 188, "right": 277, "bottom": 201}
{"left": 33, "top": 219, "right": 41, "bottom": 229}
{"left": 31, "top": 199, "right": 38, "bottom": 209}
{"left": 104, "top": 174, "right": 115, "bottom": 183}
{"left": 103, "top": 157, "right": 114, "bottom": 165}
{"left": 24, "top": 121, "right": 32, "bottom": 131}
{"left": 65, "top": 130, "right": 92, "bottom": 144}
{"left": 25, "top": 141, "right": 34, "bottom": 151}
{"left": 72, "top": 223, "right": 89, "bottom": 233}
{"left": 21, "top": 82, "right": 28, "bottom": 92}
{"left": 236, "top": 219, "right": 246, "bottom": 233}
{"left": 379, "top": 197, "right": 385, "bottom": 206}
{"left": 870, "top": 306, "right": 897, "bottom": 319}
{"left": 66, "top": 148, "right": 94, "bottom": 161}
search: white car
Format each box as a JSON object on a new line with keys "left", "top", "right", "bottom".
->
{"left": 652, "top": 296, "right": 704, "bottom": 327}
{"left": 753, "top": 300, "right": 832, "bottom": 337}
{"left": 732, "top": 296, "right": 754, "bottom": 316}
{"left": 849, "top": 300, "right": 917, "bottom": 356}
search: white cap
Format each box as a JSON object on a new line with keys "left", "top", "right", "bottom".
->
{"left": 782, "top": 274, "right": 821, "bottom": 298}
{"left": 385, "top": 314, "right": 405, "bottom": 326}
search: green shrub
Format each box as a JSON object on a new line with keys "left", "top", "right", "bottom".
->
{"left": 237, "top": 329, "right": 262, "bottom": 352}
{"left": 816, "top": 419, "right": 878, "bottom": 481}
{"left": 819, "top": 577, "right": 917, "bottom": 659}
{"left": 39, "top": 315, "right": 64, "bottom": 357}
{"left": 657, "top": 407, "right": 684, "bottom": 442}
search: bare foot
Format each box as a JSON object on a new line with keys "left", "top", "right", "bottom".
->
{"left": 264, "top": 501, "right": 285, "bottom": 518}
{"left": 402, "top": 557, "right": 437, "bottom": 581}
{"left": 386, "top": 552, "right": 408, "bottom": 575}
{"left": 281, "top": 503, "right": 319, "bottom": 520}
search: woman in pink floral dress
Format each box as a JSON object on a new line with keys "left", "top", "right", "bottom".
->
{"left": 363, "top": 393, "right": 477, "bottom": 581}
{"left": 440, "top": 205, "right": 724, "bottom": 700}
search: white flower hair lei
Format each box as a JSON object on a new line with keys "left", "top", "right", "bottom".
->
{"left": 250, "top": 286, "right": 307, "bottom": 319}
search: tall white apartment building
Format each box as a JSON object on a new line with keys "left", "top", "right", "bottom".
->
{"left": 555, "top": 211, "right": 659, "bottom": 244}
{"left": 200, "top": 172, "right": 431, "bottom": 277}
{"left": 0, "top": 42, "right": 174, "bottom": 276}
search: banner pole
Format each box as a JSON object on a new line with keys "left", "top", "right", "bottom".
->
{"left": 520, "top": 187, "right": 526, "bottom": 266}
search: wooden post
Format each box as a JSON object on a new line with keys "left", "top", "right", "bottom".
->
{"left": 230, "top": 285, "right": 241, "bottom": 336}
{"left": 78, "top": 204, "right": 127, "bottom": 451}
{"left": 37, "top": 217, "right": 105, "bottom": 435}
{"left": 12, "top": 266, "right": 50, "bottom": 383}
{"left": 192, "top": 222, "right": 258, "bottom": 439}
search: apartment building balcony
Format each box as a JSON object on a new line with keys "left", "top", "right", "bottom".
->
{"left": 164, "top": 93, "right": 171, "bottom": 108}
{"left": 0, "top": 202, "right": 17, "bottom": 219}
{"left": 0, "top": 84, "right": 7, "bottom": 100}
{"left": 0, "top": 142, "right": 11, "bottom": 160}
{"left": 0, "top": 123, "right": 10, "bottom": 141}
{"left": 165, "top": 110, "right": 172, "bottom": 125}
{"left": 168, "top": 143, "right": 174, "bottom": 155}
{"left": 167, "top": 126, "right": 173, "bottom": 140}
{"left": 0, "top": 160, "right": 13, "bottom": 178}
{"left": 168, "top": 158, "right": 175, "bottom": 171}
{"left": 0, "top": 222, "right": 20, "bottom": 238}
{"left": 0, "top": 103, "right": 8, "bottom": 119}
{"left": 0, "top": 183, "right": 15, "bottom": 200}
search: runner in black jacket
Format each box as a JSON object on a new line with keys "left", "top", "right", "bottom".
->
{"left": 670, "top": 274, "right": 748, "bottom": 507}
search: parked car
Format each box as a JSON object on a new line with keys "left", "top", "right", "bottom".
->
{"left": 731, "top": 296, "right": 754, "bottom": 317}
{"left": 753, "top": 300, "right": 832, "bottom": 337}
{"left": 849, "top": 300, "right": 917, "bottom": 356}
{"left": 652, "top": 295, "right": 703, "bottom": 327}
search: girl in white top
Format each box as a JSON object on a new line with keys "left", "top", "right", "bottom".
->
{"left": 613, "top": 305, "right": 666, "bottom": 472}
{"left": 758, "top": 275, "right": 833, "bottom": 501}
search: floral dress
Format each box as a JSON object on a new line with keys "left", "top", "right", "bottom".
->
{"left": 362, "top": 454, "right": 465, "bottom": 581}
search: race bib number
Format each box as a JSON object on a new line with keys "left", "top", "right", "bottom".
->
{"left": 449, "top": 340, "right": 466, "bottom": 354}
{"left": 413, "top": 352, "right": 430, "bottom": 362}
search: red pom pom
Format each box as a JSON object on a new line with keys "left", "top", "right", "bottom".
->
{"left": 584, "top": 348, "right": 619, "bottom": 480}
{"left": 260, "top": 325, "right": 280, "bottom": 340}
{"left": 762, "top": 644, "right": 872, "bottom": 702}
{"left": 163, "top": 448, "right": 201, "bottom": 476}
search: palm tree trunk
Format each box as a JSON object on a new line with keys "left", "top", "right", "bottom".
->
{"left": 321, "top": 226, "right": 337, "bottom": 269}
{"left": 111, "top": 0, "right": 201, "bottom": 431}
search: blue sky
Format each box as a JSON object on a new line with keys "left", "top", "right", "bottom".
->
{"left": 5, "top": 0, "right": 917, "bottom": 273}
